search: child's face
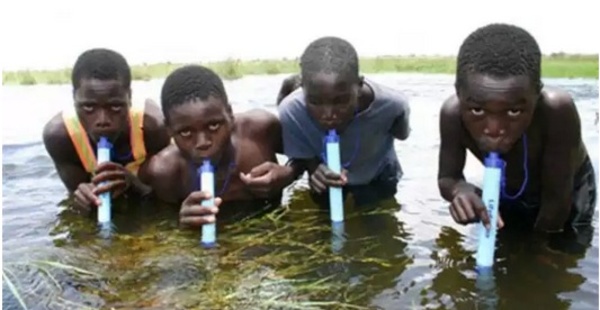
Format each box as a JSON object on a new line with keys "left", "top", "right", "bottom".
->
{"left": 167, "top": 96, "right": 233, "bottom": 164}
{"left": 74, "top": 78, "right": 131, "bottom": 143}
{"left": 303, "top": 72, "right": 361, "bottom": 131}
{"left": 457, "top": 73, "right": 539, "bottom": 154}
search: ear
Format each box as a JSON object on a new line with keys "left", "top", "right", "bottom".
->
{"left": 454, "top": 81, "right": 462, "bottom": 98}
{"left": 166, "top": 124, "right": 174, "bottom": 137}
{"left": 357, "top": 75, "right": 365, "bottom": 87}
{"left": 127, "top": 88, "right": 133, "bottom": 106}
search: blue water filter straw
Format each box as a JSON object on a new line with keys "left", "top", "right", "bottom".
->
{"left": 325, "top": 129, "right": 344, "bottom": 222}
{"left": 475, "top": 152, "right": 503, "bottom": 272}
{"left": 199, "top": 160, "right": 216, "bottom": 247}
{"left": 97, "top": 137, "right": 112, "bottom": 224}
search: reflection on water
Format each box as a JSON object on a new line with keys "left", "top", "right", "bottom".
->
{"left": 2, "top": 74, "right": 598, "bottom": 309}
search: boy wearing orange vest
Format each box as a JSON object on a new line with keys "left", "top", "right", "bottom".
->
{"left": 42, "top": 48, "right": 171, "bottom": 212}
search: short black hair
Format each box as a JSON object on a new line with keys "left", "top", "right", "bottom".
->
{"left": 456, "top": 23, "right": 542, "bottom": 91}
{"left": 300, "top": 36, "right": 360, "bottom": 84}
{"left": 71, "top": 48, "right": 131, "bottom": 90}
{"left": 160, "top": 65, "right": 228, "bottom": 121}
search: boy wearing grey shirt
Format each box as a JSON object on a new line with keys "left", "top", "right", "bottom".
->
{"left": 278, "top": 36, "right": 411, "bottom": 207}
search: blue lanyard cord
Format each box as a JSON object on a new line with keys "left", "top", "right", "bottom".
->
{"left": 192, "top": 148, "right": 236, "bottom": 196}
{"left": 320, "top": 108, "right": 361, "bottom": 169}
{"left": 500, "top": 134, "right": 529, "bottom": 200}
{"left": 111, "top": 148, "right": 133, "bottom": 163}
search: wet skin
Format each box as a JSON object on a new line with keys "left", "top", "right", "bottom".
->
{"left": 43, "top": 78, "right": 171, "bottom": 212}
{"left": 142, "top": 96, "right": 297, "bottom": 228}
{"left": 437, "top": 73, "right": 588, "bottom": 233}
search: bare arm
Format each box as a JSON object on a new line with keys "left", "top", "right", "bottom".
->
{"left": 42, "top": 115, "right": 90, "bottom": 193}
{"left": 390, "top": 98, "right": 411, "bottom": 140}
{"left": 536, "top": 90, "right": 582, "bottom": 232}
{"left": 141, "top": 146, "right": 184, "bottom": 205}
{"left": 437, "top": 95, "right": 480, "bottom": 201}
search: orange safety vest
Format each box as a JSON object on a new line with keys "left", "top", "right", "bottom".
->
{"left": 61, "top": 100, "right": 147, "bottom": 175}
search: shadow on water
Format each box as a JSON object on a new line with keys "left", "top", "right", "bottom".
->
{"left": 3, "top": 74, "right": 598, "bottom": 309}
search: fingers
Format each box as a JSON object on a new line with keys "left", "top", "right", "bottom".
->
{"left": 180, "top": 205, "right": 219, "bottom": 217}
{"left": 182, "top": 191, "right": 212, "bottom": 206}
{"left": 92, "top": 170, "right": 127, "bottom": 184}
{"left": 497, "top": 214, "right": 505, "bottom": 230}
{"left": 239, "top": 172, "right": 271, "bottom": 187}
{"left": 74, "top": 183, "right": 100, "bottom": 210}
{"left": 180, "top": 215, "right": 216, "bottom": 227}
{"left": 450, "top": 194, "right": 482, "bottom": 226}
{"left": 94, "top": 180, "right": 127, "bottom": 196}
{"left": 473, "top": 198, "right": 491, "bottom": 229}
{"left": 180, "top": 192, "right": 221, "bottom": 228}
{"left": 310, "top": 173, "right": 327, "bottom": 194}
{"left": 340, "top": 169, "right": 349, "bottom": 184}
{"left": 311, "top": 164, "right": 347, "bottom": 194}
{"left": 247, "top": 162, "right": 274, "bottom": 178}
{"left": 450, "top": 200, "right": 469, "bottom": 224}
{"left": 322, "top": 168, "right": 343, "bottom": 184}
{"left": 74, "top": 192, "right": 92, "bottom": 211}
{"left": 95, "top": 162, "right": 123, "bottom": 173}
{"left": 458, "top": 195, "right": 477, "bottom": 220}
{"left": 449, "top": 205, "right": 461, "bottom": 223}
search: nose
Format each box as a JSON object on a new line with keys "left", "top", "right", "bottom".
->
{"left": 95, "top": 110, "right": 111, "bottom": 128}
{"left": 195, "top": 132, "right": 212, "bottom": 151}
{"left": 322, "top": 105, "right": 337, "bottom": 120}
{"left": 483, "top": 117, "right": 505, "bottom": 139}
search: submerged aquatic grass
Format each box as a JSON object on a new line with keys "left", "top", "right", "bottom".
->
{"left": 2, "top": 54, "right": 597, "bottom": 86}
{"left": 3, "top": 196, "right": 410, "bottom": 309}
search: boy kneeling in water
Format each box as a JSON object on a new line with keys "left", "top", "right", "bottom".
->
{"left": 277, "top": 36, "right": 411, "bottom": 208}
{"left": 143, "top": 65, "right": 298, "bottom": 228}
{"left": 437, "top": 23, "right": 596, "bottom": 251}
{"left": 43, "top": 48, "right": 171, "bottom": 212}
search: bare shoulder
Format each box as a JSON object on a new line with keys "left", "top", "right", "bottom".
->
{"left": 236, "top": 108, "right": 280, "bottom": 135}
{"left": 42, "top": 112, "right": 77, "bottom": 161}
{"left": 146, "top": 144, "right": 185, "bottom": 179}
{"left": 142, "top": 98, "right": 166, "bottom": 131}
{"left": 43, "top": 113, "right": 67, "bottom": 142}
{"left": 439, "top": 94, "right": 465, "bottom": 144}
{"left": 539, "top": 88, "right": 577, "bottom": 117}
{"left": 440, "top": 94, "right": 461, "bottom": 117}
{"left": 142, "top": 144, "right": 187, "bottom": 203}
{"left": 141, "top": 98, "right": 170, "bottom": 153}
{"left": 283, "top": 74, "right": 301, "bottom": 87}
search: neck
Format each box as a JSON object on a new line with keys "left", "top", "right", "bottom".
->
{"left": 357, "top": 81, "right": 375, "bottom": 113}
{"left": 216, "top": 138, "right": 236, "bottom": 169}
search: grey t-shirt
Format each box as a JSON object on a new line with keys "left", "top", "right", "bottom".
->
{"left": 278, "top": 79, "right": 410, "bottom": 185}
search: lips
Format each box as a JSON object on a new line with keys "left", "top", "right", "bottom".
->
{"left": 91, "top": 130, "right": 118, "bottom": 142}
{"left": 321, "top": 120, "right": 341, "bottom": 129}
{"left": 478, "top": 137, "right": 513, "bottom": 153}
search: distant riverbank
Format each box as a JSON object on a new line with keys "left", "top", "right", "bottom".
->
{"left": 3, "top": 54, "right": 597, "bottom": 86}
